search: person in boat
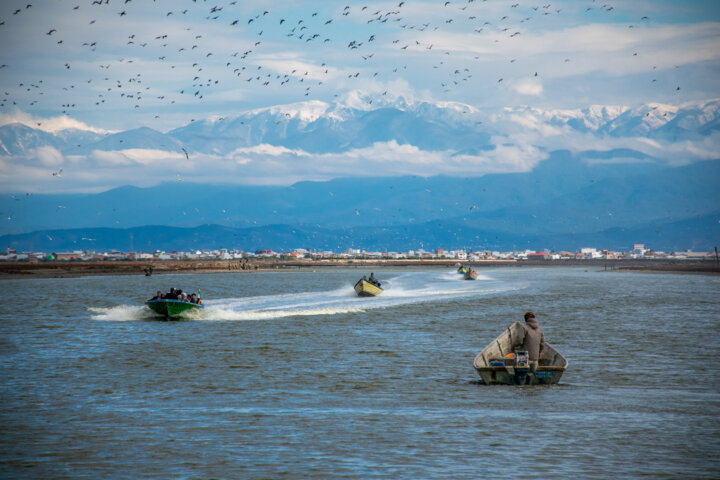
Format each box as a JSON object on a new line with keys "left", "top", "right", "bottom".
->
{"left": 150, "top": 290, "right": 164, "bottom": 301}
{"left": 368, "top": 272, "right": 381, "bottom": 287}
{"left": 191, "top": 293, "right": 201, "bottom": 304}
{"left": 511, "top": 311, "right": 546, "bottom": 373}
{"left": 164, "top": 288, "right": 179, "bottom": 300}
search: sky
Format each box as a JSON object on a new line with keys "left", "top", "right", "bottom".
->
{"left": 0, "top": 0, "right": 719, "bottom": 193}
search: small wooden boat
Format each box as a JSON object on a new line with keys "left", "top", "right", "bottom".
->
{"left": 464, "top": 269, "right": 477, "bottom": 280}
{"left": 146, "top": 299, "right": 204, "bottom": 319}
{"left": 354, "top": 279, "right": 383, "bottom": 297}
{"left": 473, "top": 322, "right": 568, "bottom": 385}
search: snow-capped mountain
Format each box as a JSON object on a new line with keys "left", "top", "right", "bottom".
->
{"left": 1, "top": 98, "right": 718, "bottom": 158}
{"left": 2, "top": 95, "right": 718, "bottom": 250}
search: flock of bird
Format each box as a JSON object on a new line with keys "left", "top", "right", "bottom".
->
{"left": 0, "top": 0, "right": 672, "bottom": 134}
{"left": 0, "top": 0, "right": 688, "bottom": 237}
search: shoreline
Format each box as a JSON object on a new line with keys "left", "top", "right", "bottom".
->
{"left": 1, "top": 258, "right": 718, "bottom": 279}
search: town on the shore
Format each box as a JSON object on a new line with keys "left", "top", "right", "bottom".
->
{"left": 1, "top": 243, "right": 717, "bottom": 263}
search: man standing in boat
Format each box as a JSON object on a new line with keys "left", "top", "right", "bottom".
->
{"left": 512, "top": 312, "right": 545, "bottom": 374}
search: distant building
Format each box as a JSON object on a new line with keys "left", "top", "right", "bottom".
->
{"left": 601, "top": 250, "right": 621, "bottom": 259}
{"left": 579, "top": 248, "right": 602, "bottom": 259}
{"left": 54, "top": 252, "right": 81, "bottom": 261}
{"left": 630, "top": 243, "right": 648, "bottom": 258}
{"left": 451, "top": 250, "right": 467, "bottom": 260}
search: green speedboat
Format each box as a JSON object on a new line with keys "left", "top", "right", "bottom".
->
{"left": 146, "top": 299, "right": 204, "bottom": 319}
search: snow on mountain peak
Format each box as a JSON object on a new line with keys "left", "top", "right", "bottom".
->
{"left": 262, "top": 100, "right": 333, "bottom": 123}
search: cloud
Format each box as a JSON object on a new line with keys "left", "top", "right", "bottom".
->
{"left": 88, "top": 148, "right": 184, "bottom": 167}
{"left": 512, "top": 79, "right": 543, "bottom": 96}
{"left": 2, "top": 120, "right": 717, "bottom": 193}
{"left": 257, "top": 54, "right": 334, "bottom": 82}
{"left": 210, "top": 140, "right": 547, "bottom": 184}
{"left": 421, "top": 21, "right": 720, "bottom": 80}
{"left": 0, "top": 110, "right": 114, "bottom": 134}
{"left": 230, "top": 144, "right": 310, "bottom": 157}
{"left": 34, "top": 146, "right": 65, "bottom": 167}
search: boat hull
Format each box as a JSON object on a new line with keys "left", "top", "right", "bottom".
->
{"left": 475, "top": 365, "right": 565, "bottom": 385}
{"left": 354, "top": 279, "right": 383, "bottom": 297}
{"left": 473, "top": 321, "right": 568, "bottom": 385}
{"left": 464, "top": 271, "right": 477, "bottom": 280}
{"left": 146, "top": 299, "right": 203, "bottom": 318}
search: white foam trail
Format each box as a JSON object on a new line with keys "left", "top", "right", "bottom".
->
{"left": 89, "top": 305, "right": 155, "bottom": 321}
{"left": 197, "top": 306, "right": 366, "bottom": 321}
{"left": 89, "top": 270, "right": 517, "bottom": 322}
{"left": 439, "top": 270, "right": 492, "bottom": 282}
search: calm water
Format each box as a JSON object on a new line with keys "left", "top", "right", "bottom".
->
{"left": 1, "top": 267, "right": 719, "bottom": 479}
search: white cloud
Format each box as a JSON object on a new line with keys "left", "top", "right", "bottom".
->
{"left": 34, "top": 146, "right": 65, "bottom": 167}
{"left": 117, "top": 148, "right": 184, "bottom": 164}
{"left": 0, "top": 110, "right": 114, "bottom": 134}
{"left": 88, "top": 150, "right": 138, "bottom": 167}
{"left": 230, "top": 144, "right": 310, "bottom": 157}
{"left": 512, "top": 79, "right": 543, "bottom": 96}
{"left": 1, "top": 120, "right": 717, "bottom": 193}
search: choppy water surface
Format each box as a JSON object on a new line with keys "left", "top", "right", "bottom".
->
{"left": 1, "top": 267, "right": 719, "bottom": 479}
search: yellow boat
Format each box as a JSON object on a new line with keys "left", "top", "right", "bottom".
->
{"left": 354, "top": 278, "right": 383, "bottom": 297}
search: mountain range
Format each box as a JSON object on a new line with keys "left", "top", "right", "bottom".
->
{"left": 2, "top": 96, "right": 719, "bottom": 158}
{"left": 1, "top": 154, "right": 718, "bottom": 252}
{"left": 1, "top": 96, "right": 719, "bottom": 252}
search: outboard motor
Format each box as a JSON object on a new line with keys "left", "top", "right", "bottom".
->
{"left": 513, "top": 350, "right": 531, "bottom": 385}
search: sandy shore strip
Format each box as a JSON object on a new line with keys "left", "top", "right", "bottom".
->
{"left": 0, "top": 258, "right": 717, "bottom": 279}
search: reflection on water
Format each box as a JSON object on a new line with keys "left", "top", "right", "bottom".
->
{"left": 1, "top": 267, "right": 719, "bottom": 479}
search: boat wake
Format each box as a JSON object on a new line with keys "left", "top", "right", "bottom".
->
{"left": 89, "top": 305, "right": 156, "bottom": 321}
{"left": 89, "top": 270, "right": 518, "bottom": 322}
{"left": 198, "top": 270, "right": 516, "bottom": 321}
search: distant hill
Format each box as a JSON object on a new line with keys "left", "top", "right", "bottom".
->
{"left": 1, "top": 96, "right": 718, "bottom": 252}
{"left": 2, "top": 210, "right": 719, "bottom": 254}
{"left": 1, "top": 155, "right": 718, "bottom": 249}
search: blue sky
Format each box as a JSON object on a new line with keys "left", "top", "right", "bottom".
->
{"left": 1, "top": 0, "right": 718, "bottom": 131}
{"left": 0, "top": 1, "right": 719, "bottom": 193}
